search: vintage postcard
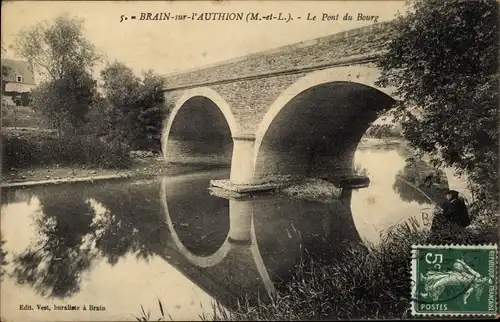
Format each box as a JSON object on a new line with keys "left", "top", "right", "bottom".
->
{"left": 1, "top": 0, "right": 498, "bottom": 321}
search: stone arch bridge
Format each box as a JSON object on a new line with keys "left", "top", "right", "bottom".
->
{"left": 162, "top": 22, "right": 398, "bottom": 187}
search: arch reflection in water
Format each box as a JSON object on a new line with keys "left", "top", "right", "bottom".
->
{"left": 160, "top": 175, "right": 364, "bottom": 304}
{"left": 251, "top": 189, "right": 363, "bottom": 286}
{"left": 160, "top": 177, "right": 277, "bottom": 302}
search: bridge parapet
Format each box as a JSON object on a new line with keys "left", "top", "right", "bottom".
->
{"left": 163, "top": 21, "right": 394, "bottom": 90}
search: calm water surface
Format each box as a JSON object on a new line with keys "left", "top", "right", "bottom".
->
{"left": 0, "top": 144, "right": 468, "bottom": 321}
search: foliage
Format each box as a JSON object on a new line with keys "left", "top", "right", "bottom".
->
{"left": 11, "top": 14, "right": 166, "bottom": 165}
{"left": 100, "top": 61, "right": 166, "bottom": 151}
{"left": 6, "top": 180, "right": 167, "bottom": 299}
{"left": 1, "top": 65, "right": 11, "bottom": 79}
{"left": 134, "top": 300, "right": 171, "bottom": 321}
{"left": 1, "top": 107, "right": 51, "bottom": 129}
{"left": 365, "top": 124, "right": 402, "bottom": 139}
{"left": 393, "top": 156, "right": 450, "bottom": 204}
{"left": 13, "top": 14, "right": 101, "bottom": 80}
{"left": 1, "top": 65, "right": 12, "bottom": 91}
{"left": 279, "top": 179, "right": 343, "bottom": 202}
{"left": 2, "top": 133, "right": 131, "bottom": 169}
{"left": 19, "top": 92, "right": 32, "bottom": 106}
{"left": 11, "top": 190, "right": 99, "bottom": 298}
{"left": 2, "top": 91, "right": 31, "bottom": 107}
{"left": 14, "top": 14, "right": 102, "bottom": 137}
{"left": 377, "top": 0, "right": 499, "bottom": 212}
{"left": 0, "top": 236, "right": 7, "bottom": 281}
{"left": 31, "top": 68, "right": 100, "bottom": 136}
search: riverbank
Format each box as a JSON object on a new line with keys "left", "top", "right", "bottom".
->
{"left": 133, "top": 218, "right": 497, "bottom": 321}
{"left": 1, "top": 137, "right": 401, "bottom": 189}
{"left": 357, "top": 137, "right": 405, "bottom": 149}
{"left": 197, "top": 220, "right": 498, "bottom": 321}
{"left": 1, "top": 156, "right": 216, "bottom": 188}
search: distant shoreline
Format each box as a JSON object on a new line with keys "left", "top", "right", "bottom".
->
{"left": 357, "top": 137, "right": 406, "bottom": 148}
{"left": 1, "top": 159, "right": 219, "bottom": 189}
{"left": 1, "top": 138, "right": 405, "bottom": 189}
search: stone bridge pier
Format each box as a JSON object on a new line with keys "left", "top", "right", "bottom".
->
{"left": 161, "top": 23, "right": 398, "bottom": 188}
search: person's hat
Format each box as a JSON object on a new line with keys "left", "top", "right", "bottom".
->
{"left": 445, "top": 190, "right": 459, "bottom": 197}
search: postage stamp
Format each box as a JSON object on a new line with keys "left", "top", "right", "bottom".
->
{"left": 411, "top": 244, "right": 498, "bottom": 316}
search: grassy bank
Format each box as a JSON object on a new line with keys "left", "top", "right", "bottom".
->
{"left": 202, "top": 228, "right": 422, "bottom": 321}
{"left": 1, "top": 125, "right": 133, "bottom": 177}
{"left": 2, "top": 132, "right": 132, "bottom": 170}
{"left": 1, "top": 127, "right": 222, "bottom": 185}
{"left": 203, "top": 221, "right": 497, "bottom": 321}
{"left": 1, "top": 105, "right": 51, "bottom": 129}
{"left": 135, "top": 214, "right": 498, "bottom": 321}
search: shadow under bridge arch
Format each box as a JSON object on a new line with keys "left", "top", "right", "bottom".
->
{"left": 162, "top": 87, "right": 239, "bottom": 165}
{"left": 253, "top": 66, "right": 397, "bottom": 182}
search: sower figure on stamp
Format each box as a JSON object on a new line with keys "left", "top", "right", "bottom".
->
{"left": 428, "top": 190, "right": 471, "bottom": 243}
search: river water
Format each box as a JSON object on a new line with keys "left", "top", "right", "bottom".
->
{"left": 0, "top": 142, "right": 468, "bottom": 321}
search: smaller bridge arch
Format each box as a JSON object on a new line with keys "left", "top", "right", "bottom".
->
{"left": 253, "top": 65, "right": 397, "bottom": 181}
{"left": 159, "top": 176, "right": 278, "bottom": 300}
{"left": 160, "top": 177, "right": 232, "bottom": 268}
{"left": 162, "top": 87, "right": 240, "bottom": 162}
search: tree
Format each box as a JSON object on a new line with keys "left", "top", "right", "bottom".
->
{"left": 14, "top": 14, "right": 100, "bottom": 80}
{"left": 100, "top": 61, "right": 166, "bottom": 151}
{"left": 99, "top": 61, "right": 139, "bottom": 143}
{"left": 31, "top": 68, "right": 99, "bottom": 137}
{"left": 1, "top": 65, "right": 12, "bottom": 92}
{"left": 377, "top": 0, "right": 499, "bottom": 212}
{"left": 135, "top": 70, "right": 168, "bottom": 151}
{"left": 14, "top": 14, "right": 101, "bottom": 136}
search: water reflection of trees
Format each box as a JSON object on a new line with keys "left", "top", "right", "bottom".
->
{"left": 393, "top": 158, "right": 449, "bottom": 205}
{"left": 88, "top": 183, "right": 168, "bottom": 264}
{"left": 1, "top": 187, "right": 38, "bottom": 206}
{"left": 4, "top": 177, "right": 362, "bottom": 304}
{"left": 8, "top": 181, "right": 167, "bottom": 298}
{"left": 12, "top": 190, "right": 98, "bottom": 298}
{"left": 353, "top": 163, "right": 369, "bottom": 177}
{"left": 0, "top": 236, "right": 7, "bottom": 280}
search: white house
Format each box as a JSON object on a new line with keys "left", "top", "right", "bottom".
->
{"left": 2, "top": 58, "right": 36, "bottom": 93}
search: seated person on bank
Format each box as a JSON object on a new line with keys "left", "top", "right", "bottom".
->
{"left": 430, "top": 190, "right": 471, "bottom": 239}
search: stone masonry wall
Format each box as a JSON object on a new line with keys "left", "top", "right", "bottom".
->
{"left": 165, "top": 61, "right": 381, "bottom": 134}
{"left": 163, "top": 22, "right": 394, "bottom": 89}
{"left": 164, "top": 73, "right": 302, "bottom": 134}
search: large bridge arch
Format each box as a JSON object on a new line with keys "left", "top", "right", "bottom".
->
{"left": 162, "top": 87, "right": 240, "bottom": 164}
{"left": 253, "top": 65, "right": 397, "bottom": 181}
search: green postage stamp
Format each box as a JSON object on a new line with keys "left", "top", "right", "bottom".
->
{"left": 411, "top": 244, "right": 498, "bottom": 316}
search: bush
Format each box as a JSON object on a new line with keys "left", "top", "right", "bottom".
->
{"left": 202, "top": 223, "right": 497, "bottom": 321}
{"left": 20, "top": 92, "right": 31, "bottom": 106}
{"left": 100, "top": 62, "right": 166, "bottom": 152}
{"left": 2, "top": 134, "right": 131, "bottom": 170}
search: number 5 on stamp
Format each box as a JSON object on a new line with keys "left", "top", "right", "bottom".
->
{"left": 411, "top": 244, "right": 498, "bottom": 316}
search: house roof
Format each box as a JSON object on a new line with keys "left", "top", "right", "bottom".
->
{"left": 1, "top": 58, "right": 36, "bottom": 85}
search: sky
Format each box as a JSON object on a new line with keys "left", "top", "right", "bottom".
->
{"left": 2, "top": 0, "right": 408, "bottom": 79}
